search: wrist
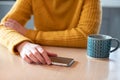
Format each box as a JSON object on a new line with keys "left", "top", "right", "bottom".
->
{"left": 16, "top": 41, "right": 29, "bottom": 52}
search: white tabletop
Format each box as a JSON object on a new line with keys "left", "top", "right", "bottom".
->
{"left": 0, "top": 44, "right": 120, "bottom": 80}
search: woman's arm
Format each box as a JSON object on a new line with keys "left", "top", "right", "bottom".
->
{"left": 1, "top": 0, "right": 57, "bottom": 64}
{"left": 5, "top": 0, "right": 102, "bottom": 48}
{"left": 0, "top": 0, "right": 33, "bottom": 54}
{"left": 25, "top": 0, "right": 102, "bottom": 48}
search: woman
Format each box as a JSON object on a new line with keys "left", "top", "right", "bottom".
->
{"left": 0, "top": 0, "right": 101, "bottom": 64}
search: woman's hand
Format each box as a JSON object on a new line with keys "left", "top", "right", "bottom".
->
{"left": 4, "top": 19, "right": 27, "bottom": 35}
{"left": 4, "top": 19, "right": 57, "bottom": 64}
{"left": 17, "top": 41, "right": 57, "bottom": 64}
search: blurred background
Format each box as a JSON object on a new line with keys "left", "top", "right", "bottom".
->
{"left": 0, "top": 0, "right": 120, "bottom": 47}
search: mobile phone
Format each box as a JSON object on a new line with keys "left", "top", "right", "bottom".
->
{"left": 50, "top": 57, "right": 74, "bottom": 67}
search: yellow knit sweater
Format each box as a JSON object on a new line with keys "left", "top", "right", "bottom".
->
{"left": 0, "top": 0, "right": 101, "bottom": 54}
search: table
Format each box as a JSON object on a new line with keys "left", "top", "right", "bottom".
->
{"left": 0, "top": 44, "right": 120, "bottom": 80}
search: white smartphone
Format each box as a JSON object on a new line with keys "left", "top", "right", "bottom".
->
{"left": 50, "top": 57, "right": 74, "bottom": 67}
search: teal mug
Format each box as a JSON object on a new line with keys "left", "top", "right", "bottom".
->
{"left": 87, "top": 34, "right": 120, "bottom": 58}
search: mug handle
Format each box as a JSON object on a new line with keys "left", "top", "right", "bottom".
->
{"left": 110, "top": 38, "right": 120, "bottom": 53}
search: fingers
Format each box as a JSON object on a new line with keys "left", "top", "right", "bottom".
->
{"left": 37, "top": 47, "right": 51, "bottom": 65}
{"left": 20, "top": 52, "right": 33, "bottom": 64}
{"left": 5, "top": 19, "right": 19, "bottom": 28}
{"left": 4, "top": 22, "right": 12, "bottom": 27}
{"left": 31, "top": 48, "right": 46, "bottom": 64}
{"left": 24, "top": 55, "right": 33, "bottom": 64}
{"left": 4, "top": 21, "right": 16, "bottom": 30}
{"left": 4, "top": 19, "right": 26, "bottom": 35}
{"left": 27, "top": 51, "right": 40, "bottom": 64}
{"left": 7, "top": 19, "right": 17, "bottom": 24}
{"left": 7, "top": 19, "right": 22, "bottom": 27}
{"left": 19, "top": 42, "right": 57, "bottom": 65}
{"left": 20, "top": 48, "right": 40, "bottom": 64}
{"left": 28, "top": 47, "right": 57, "bottom": 65}
{"left": 20, "top": 46, "right": 51, "bottom": 64}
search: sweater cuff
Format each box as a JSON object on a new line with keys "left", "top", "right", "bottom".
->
{"left": 8, "top": 35, "right": 32, "bottom": 55}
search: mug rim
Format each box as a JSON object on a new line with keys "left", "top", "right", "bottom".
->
{"left": 88, "top": 34, "right": 112, "bottom": 40}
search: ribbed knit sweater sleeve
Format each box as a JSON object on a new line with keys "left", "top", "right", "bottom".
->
{"left": 0, "top": 0, "right": 101, "bottom": 55}
{"left": 0, "top": 0, "right": 32, "bottom": 54}
{"left": 25, "top": 0, "right": 101, "bottom": 48}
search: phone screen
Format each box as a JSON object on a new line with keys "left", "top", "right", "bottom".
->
{"left": 50, "top": 57, "right": 74, "bottom": 67}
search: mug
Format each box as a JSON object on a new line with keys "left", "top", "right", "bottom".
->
{"left": 87, "top": 34, "right": 120, "bottom": 58}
